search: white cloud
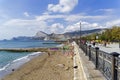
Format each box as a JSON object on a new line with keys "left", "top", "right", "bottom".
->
{"left": 65, "top": 21, "right": 103, "bottom": 32}
{"left": 1, "top": 9, "right": 119, "bottom": 40}
{"left": 1, "top": 18, "right": 49, "bottom": 39}
{"left": 106, "top": 19, "right": 120, "bottom": 27}
{"left": 36, "top": 14, "right": 65, "bottom": 21}
{"left": 49, "top": 23, "right": 64, "bottom": 33}
{"left": 65, "top": 15, "right": 109, "bottom": 22}
{"left": 48, "top": 0, "right": 78, "bottom": 13}
{"left": 3, "top": 19, "right": 46, "bottom": 27}
{"left": 1, "top": 18, "right": 66, "bottom": 39}
{"left": 95, "top": 9, "right": 115, "bottom": 15}
{"left": 35, "top": 13, "right": 109, "bottom": 23}
{"left": 24, "top": 12, "right": 30, "bottom": 17}
{"left": 98, "top": 9, "right": 114, "bottom": 12}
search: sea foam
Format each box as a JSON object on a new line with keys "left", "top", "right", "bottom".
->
{"left": 0, "top": 52, "right": 42, "bottom": 79}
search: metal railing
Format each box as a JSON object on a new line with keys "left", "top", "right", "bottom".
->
{"left": 79, "top": 42, "right": 120, "bottom": 80}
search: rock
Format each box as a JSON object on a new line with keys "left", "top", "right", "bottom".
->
{"left": 73, "top": 66, "right": 78, "bottom": 69}
{"left": 12, "top": 69, "right": 15, "bottom": 71}
{"left": 56, "top": 64, "right": 65, "bottom": 68}
{"left": 35, "top": 31, "right": 48, "bottom": 38}
{"left": 65, "top": 67, "right": 69, "bottom": 70}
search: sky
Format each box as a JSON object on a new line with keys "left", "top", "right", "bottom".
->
{"left": 0, "top": 0, "right": 120, "bottom": 40}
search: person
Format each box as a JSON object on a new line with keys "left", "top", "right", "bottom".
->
{"left": 92, "top": 41, "right": 96, "bottom": 46}
{"left": 104, "top": 41, "right": 107, "bottom": 47}
{"left": 69, "top": 44, "right": 74, "bottom": 58}
{"left": 63, "top": 43, "right": 69, "bottom": 55}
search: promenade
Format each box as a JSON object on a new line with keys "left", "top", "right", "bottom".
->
{"left": 73, "top": 42, "right": 106, "bottom": 80}
{"left": 88, "top": 43, "right": 120, "bottom": 54}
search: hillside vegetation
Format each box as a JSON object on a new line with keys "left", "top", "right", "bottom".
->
{"left": 84, "top": 26, "right": 120, "bottom": 42}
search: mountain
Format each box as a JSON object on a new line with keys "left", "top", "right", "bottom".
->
{"left": 9, "top": 28, "right": 105, "bottom": 41}
{"left": 34, "top": 31, "right": 48, "bottom": 38}
{"left": 48, "top": 33, "right": 65, "bottom": 40}
{"left": 11, "top": 36, "right": 34, "bottom": 41}
{"left": 33, "top": 31, "right": 49, "bottom": 40}
{"left": 33, "top": 32, "right": 65, "bottom": 40}
{"left": 64, "top": 28, "right": 105, "bottom": 38}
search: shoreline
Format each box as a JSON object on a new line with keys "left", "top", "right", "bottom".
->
{"left": 0, "top": 52, "right": 43, "bottom": 80}
{"left": 2, "top": 49, "right": 73, "bottom": 80}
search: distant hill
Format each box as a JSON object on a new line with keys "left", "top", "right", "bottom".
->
{"left": 8, "top": 28, "right": 105, "bottom": 41}
{"left": 64, "top": 28, "right": 105, "bottom": 38}
{"left": 33, "top": 31, "right": 49, "bottom": 40}
{"left": 34, "top": 31, "right": 48, "bottom": 38}
{"left": 48, "top": 33, "right": 65, "bottom": 40}
{"left": 11, "top": 36, "right": 34, "bottom": 41}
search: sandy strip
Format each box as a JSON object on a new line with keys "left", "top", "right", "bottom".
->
{"left": 2, "top": 51, "right": 73, "bottom": 80}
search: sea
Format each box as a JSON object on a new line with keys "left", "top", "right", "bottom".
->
{"left": 0, "top": 40, "right": 61, "bottom": 79}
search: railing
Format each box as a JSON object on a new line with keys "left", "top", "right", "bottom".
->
{"left": 79, "top": 42, "right": 120, "bottom": 80}
{"left": 117, "top": 57, "right": 120, "bottom": 80}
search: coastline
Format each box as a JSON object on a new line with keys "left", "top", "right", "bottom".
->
{"left": 0, "top": 51, "right": 43, "bottom": 80}
{"left": 2, "top": 49, "right": 73, "bottom": 80}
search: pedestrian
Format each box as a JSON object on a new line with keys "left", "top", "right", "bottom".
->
{"left": 104, "top": 41, "right": 107, "bottom": 47}
{"left": 69, "top": 44, "right": 74, "bottom": 59}
{"left": 63, "top": 43, "right": 69, "bottom": 56}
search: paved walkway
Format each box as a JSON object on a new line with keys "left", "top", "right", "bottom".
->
{"left": 73, "top": 42, "right": 106, "bottom": 80}
{"left": 73, "top": 42, "right": 87, "bottom": 80}
{"left": 87, "top": 43, "right": 120, "bottom": 54}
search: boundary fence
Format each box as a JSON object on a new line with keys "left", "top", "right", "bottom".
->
{"left": 79, "top": 43, "right": 120, "bottom": 80}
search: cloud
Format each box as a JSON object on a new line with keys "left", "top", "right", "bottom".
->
{"left": 35, "top": 13, "right": 109, "bottom": 23}
{"left": 48, "top": 0, "right": 78, "bottom": 13}
{"left": 49, "top": 23, "right": 64, "bottom": 33}
{"left": 24, "top": 12, "right": 30, "bottom": 17}
{"left": 2, "top": 18, "right": 48, "bottom": 39}
{"left": 64, "top": 14, "right": 109, "bottom": 22}
{"left": 3, "top": 19, "right": 46, "bottom": 27}
{"left": 2, "top": 18, "right": 65, "bottom": 39}
{"left": 95, "top": 8, "right": 115, "bottom": 15}
{"left": 105, "top": 19, "right": 120, "bottom": 27}
{"left": 1, "top": 8, "right": 119, "bottom": 40}
{"left": 36, "top": 14, "right": 65, "bottom": 21}
{"left": 64, "top": 21, "right": 103, "bottom": 32}
{"left": 98, "top": 9, "right": 114, "bottom": 12}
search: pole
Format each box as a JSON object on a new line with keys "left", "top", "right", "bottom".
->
{"left": 95, "top": 47, "right": 99, "bottom": 69}
{"left": 110, "top": 52, "right": 119, "bottom": 80}
{"left": 119, "top": 40, "right": 120, "bottom": 48}
{"left": 79, "top": 22, "right": 81, "bottom": 47}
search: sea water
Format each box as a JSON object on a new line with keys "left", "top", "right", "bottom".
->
{"left": 0, "top": 40, "right": 60, "bottom": 79}
{"left": 0, "top": 40, "right": 59, "bottom": 48}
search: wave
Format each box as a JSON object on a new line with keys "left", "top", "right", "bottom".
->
{"left": 56, "top": 44, "right": 64, "bottom": 47}
{"left": 0, "top": 52, "right": 43, "bottom": 79}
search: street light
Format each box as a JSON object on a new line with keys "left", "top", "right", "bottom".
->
{"left": 119, "top": 39, "right": 120, "bottom": 48}
{"left": 79, "top": 22, "right": 81, "bottom": 47}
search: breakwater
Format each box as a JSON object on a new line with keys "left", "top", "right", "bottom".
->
{"left": 0, "top": 48, "right": 49, "bottom": 52}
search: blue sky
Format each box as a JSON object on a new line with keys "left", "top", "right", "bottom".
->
{"left": 0, "top": 0, "right": 120, "bottom": 40}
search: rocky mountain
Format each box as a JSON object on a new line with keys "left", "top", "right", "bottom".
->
{"left": 64, "top": 28, "right": 105, "bottom": 38}
{"left": 34, "top": 31, "right": 48, "bottom": 38}
{"left": 9, "top": 28, "right": 105, "bottom": 41}
{"left": 11, "top": 36, "right": 34, "bottom": 41}
{"left": 33, "top": 31, "right": 49, "bottom": 40}
{"left": 33, "top": 28, "right": 105, "bottom": 40}
{"left": 48, "top": 33, "right": 65, "bottom": 40}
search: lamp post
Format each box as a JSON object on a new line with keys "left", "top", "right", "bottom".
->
{"left": 79, "top": 22, "right": 81, "bottom": 47}
{"left": 118, "top": 35, "right": 120, "bottom": 48}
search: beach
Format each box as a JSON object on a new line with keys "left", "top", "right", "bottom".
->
{"left": 2, "top": 50, "right": 73, "bottom": 80}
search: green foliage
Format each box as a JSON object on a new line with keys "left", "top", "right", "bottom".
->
{"left": 83, "top": 26, "right": 120, "bottom": 41}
